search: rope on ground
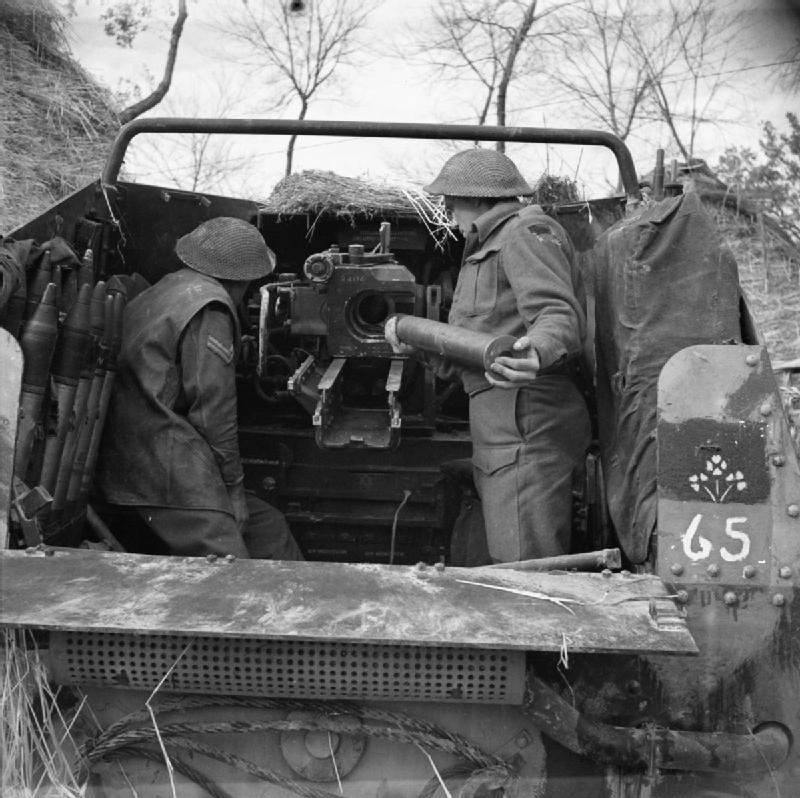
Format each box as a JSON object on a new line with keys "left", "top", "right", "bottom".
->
{"left": 84, "top": 718, "right": 503, "bottom": 769}
{"left": 83, "top": 695, "right": 505, "bottom": 771}
{"left": 76, "top": 696, "right": 516, "bottom": 798}
{"left": 417, "top": 764, "right": 473, "bottom": 798}
{"left": 110, "top": 738, "right": 353, "bottom": 798}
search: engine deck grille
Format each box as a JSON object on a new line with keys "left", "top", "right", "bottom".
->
{"left": 48, "top": 632, "right": 526, "bottom": 704}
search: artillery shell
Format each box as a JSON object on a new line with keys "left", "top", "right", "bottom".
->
{"left": 14, "top": 283, "right": 59, "bottom": 479}
{"left": 80, "top": 293, "right": 126, "bottom": 500}
{"left": 65, "top": 295, "right": 114, "bottom": 507}
{"left": 392, "top": 314, "right": 518, "bottom": 371}
{"left": 52, "top": 281, "right": 107, "bottom": 503}
{"left": 20, "top": 282, "right": 59, "bottom": 393}
{"left": 25, "top": 252, "right": 52, "bottom": 321}
{"left": 78, "top": 249, "right": 94, "bottom": 291}
{"left": 40, "top": 284, "right": 93, "bottom": 495}
{"left": 51, "top": 283, "right": 92, "bottom": 385}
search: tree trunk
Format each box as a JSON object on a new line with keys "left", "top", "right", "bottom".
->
{"left": 118, "top": 0, "right": 188, "bottom": 124}
{"left": 495, "top": 0, "right": 538, "bottom": 153}
{"left": 285, "top": 99, "right": 310, "bottom": 177}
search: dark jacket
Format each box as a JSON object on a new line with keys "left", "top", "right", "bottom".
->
{"left": 446, "top": 201, "right": 586, "bottom": 395}
{"left": 95, "top": 268, "right": 242, "bottom": 514}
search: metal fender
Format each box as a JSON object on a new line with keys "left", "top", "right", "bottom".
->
{"left": 653, "top": 343, "right": 800, "bottom": 793}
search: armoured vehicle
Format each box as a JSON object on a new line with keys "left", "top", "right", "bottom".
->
{"left": 1, "top": 119, "right": 799, "bottom": 798}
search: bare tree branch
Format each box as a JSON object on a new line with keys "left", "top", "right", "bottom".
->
{"left": 775, "top": 37, "right": 800, "bottom": 91}
{"left": 626, "top": 0, "right": 749, "bottom": 160}
{"left": 402, "top": 0, "right": 570, "bottom": 140}
{"left": 544, "top": 0, "right": 663, "bottom": 144}
{"left": 130, "top": 77, "right": 254, "bottom": 194}
{"left": 216, "top": 0, "right": 372, "bottom": 175}
{"left": 118, "top": 0, "right": 188, "bottom": 124}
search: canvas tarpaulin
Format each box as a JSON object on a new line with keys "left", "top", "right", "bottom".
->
{"left": 593, "top": 191, "right": 742, "bottom": 563}
{"left": 0, "top": 235, "right": 80, "bottom": 328}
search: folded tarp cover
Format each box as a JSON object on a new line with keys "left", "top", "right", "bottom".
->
{"left": 593, "top": 191, "right": 742, "bottom": 563}
{"left": 0, "top": 235, "right": 80, "bottom": 328}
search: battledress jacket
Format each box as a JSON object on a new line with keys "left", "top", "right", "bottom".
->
{"left": 95, "top": 268, "right": 243, "bottom": 515}
{"left": 442, "top": 201, "right": 587, "bottom": 393}
{"left": 436, "top": 201, "right": 591, "bottom": 561}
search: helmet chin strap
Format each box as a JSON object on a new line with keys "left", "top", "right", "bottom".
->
{"left": 447, "top": 197, "right": 504, "bottom": 235}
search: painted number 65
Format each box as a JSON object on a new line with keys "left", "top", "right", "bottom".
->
{"left": 682, "top": 514, "right": 750, "bottom": 563}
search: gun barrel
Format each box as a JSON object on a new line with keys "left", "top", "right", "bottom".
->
{"left": 391, "top": 314, "right": 516, "bottom": 371}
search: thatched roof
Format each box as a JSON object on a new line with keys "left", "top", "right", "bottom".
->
{"left": 0, "top": 0, "right": 118, "bottom": 232}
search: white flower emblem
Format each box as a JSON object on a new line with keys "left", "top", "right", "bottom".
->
{"left": 689, "top": 454, "right": 747, "bottom": 502}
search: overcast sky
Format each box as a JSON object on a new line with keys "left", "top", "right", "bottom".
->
{"left": 65, "top": 0, "right": 800, "bottom": 199}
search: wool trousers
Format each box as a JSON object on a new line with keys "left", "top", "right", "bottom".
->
{"left": 469, "top": 377, "right": 591, "bottom": 562}
{"left": 134, "top": 493, "right": 303, "bottom": 560}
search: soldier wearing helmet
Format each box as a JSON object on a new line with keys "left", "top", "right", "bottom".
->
{"left": 386, "top": 149, "right": 591, "bottom": 563}
{"left": 95, "top": 217, "right": 302, "bottom": 560}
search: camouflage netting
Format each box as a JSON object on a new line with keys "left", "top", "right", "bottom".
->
{"left": 0, "top": 0, "right": 118, "bottom": 233}
{"left": 530, "top": 173, "right": 580, "bottom": 205}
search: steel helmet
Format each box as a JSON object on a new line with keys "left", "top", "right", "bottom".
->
{"left": 175, "top": 217, "right": 275, "bottom": 281}
{"left": 424, "top": 148, "right": 533, "bottom": 197}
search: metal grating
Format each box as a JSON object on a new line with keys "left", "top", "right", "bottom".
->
{"left": 48, "top": 632, "right": 526, "bottom": 704}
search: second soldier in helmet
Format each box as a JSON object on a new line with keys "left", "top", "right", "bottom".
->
{"left": 95, "top": 217, "right": 302, "bottom": 560}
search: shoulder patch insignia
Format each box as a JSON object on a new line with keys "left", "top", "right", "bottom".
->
{"left": 206, "top": 335, "right": 235, "bottom": 364}
{"left": 527, "top": 224, "right": 563, "bottom": 250}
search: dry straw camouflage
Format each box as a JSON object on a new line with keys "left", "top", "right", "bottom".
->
{"left": 175, "top": 217, "right": 275, "bottom": 281}
{"left": 424, "top": 148, "right": 534, "bottom": 198}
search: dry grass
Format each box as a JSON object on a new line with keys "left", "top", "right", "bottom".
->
{"left": 1, "top": 630, "right": 85, "bottom": 798}
{"left": 707, "top": 198, "right": 800, "bottom": 452}
{"left": 709, "top": 202, "right": 800, "bottom": 361}
{"left": 0, "top": 0, "right": 118, "bottom": 233}
{"left": 262, "top": 169, "right": 425, "bottom": 222}
{"left": 262, "top": 169, "right": 458, "bottom": 248}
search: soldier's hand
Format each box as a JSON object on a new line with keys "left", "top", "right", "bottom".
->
{"left": 384, "top": 316, "right": 416, "bottom": 355}
{"left": 485, "top": 335, "right": 539, "bottom": 388}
